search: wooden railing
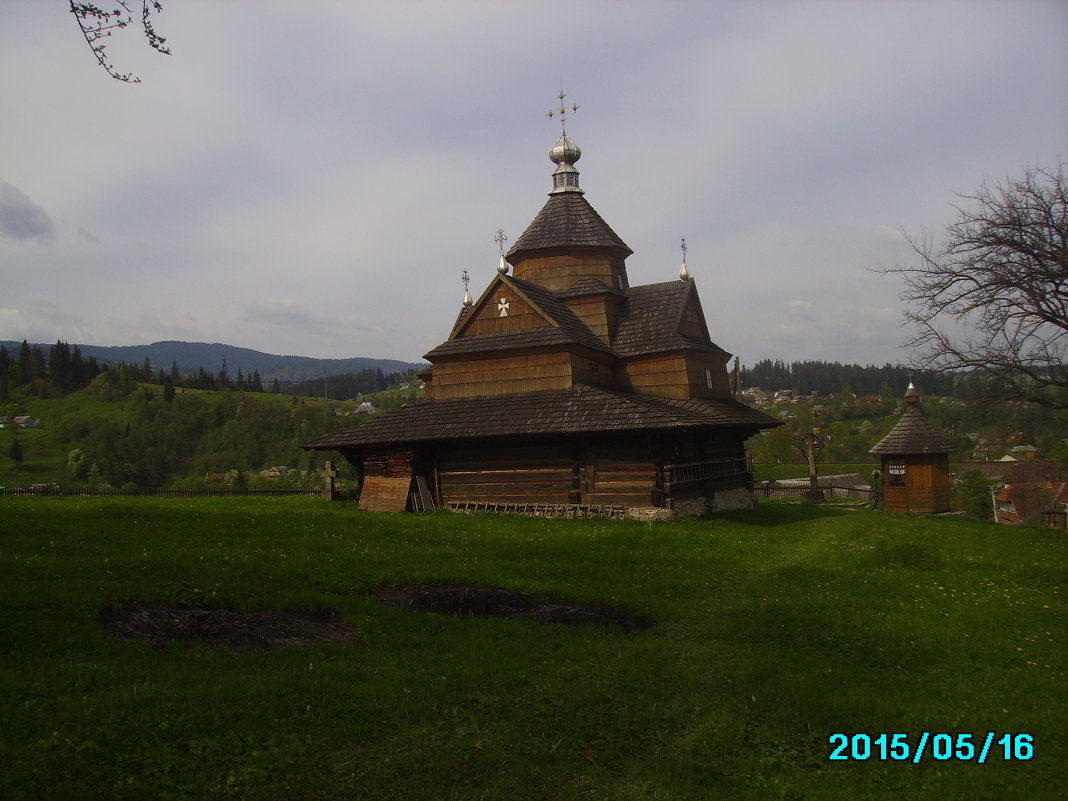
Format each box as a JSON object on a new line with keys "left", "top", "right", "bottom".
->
{"left": 663, "top": 457, "right": 751, "bottom": 490}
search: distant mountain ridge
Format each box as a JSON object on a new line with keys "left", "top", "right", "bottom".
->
{"left": 0, "top": 340, "right": 426, "bottom": 383}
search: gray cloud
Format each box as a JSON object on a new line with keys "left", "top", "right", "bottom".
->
{"left": 0, "top": 180, "right": 55, "bottom": 244}
{"left": 0, "top": 1, "right": 1063, "bottom": 364}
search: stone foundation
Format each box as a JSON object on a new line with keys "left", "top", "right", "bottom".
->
{"left": 710, "top": 487, "right": 757, "bottom": 512}
{"left": 625, "top": 507, "right": 677, "bottom": 523}
{"left": 668, "top": 486, "right": 757, "bottom": 518}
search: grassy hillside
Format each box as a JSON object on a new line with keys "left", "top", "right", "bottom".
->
{"left": 1, "top": 498, "right": 1063, "bottom": 800}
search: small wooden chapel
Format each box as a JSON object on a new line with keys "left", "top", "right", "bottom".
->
{"left": 305, "top": 102, "right": 780, "bottom": 515}
{"left": 869, "top": 384, "right": 957, "bottom": 514}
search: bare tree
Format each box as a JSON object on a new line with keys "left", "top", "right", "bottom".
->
{"left": 69, "top": 1, "right": 170, "bottom": 83}
{"left": 884, "top": 163, "right": 1068, "bottom": 409}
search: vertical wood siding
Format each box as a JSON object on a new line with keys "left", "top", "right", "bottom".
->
{"left": 881, "top": 454, "right": 950, "bottom": 513}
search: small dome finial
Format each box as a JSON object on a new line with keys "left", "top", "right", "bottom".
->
{"left": 904, "top": 382, "right": 920, "bottom": 404}
{"left": 679, "top": 237, "right": 691, "bottom": 281}
{"left": 547, "top": 89, "right": 583, "bottom": 195}
{"left": 495, "top": 229, "right": 509, "bottom": 274}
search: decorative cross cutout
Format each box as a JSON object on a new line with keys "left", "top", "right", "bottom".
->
{"left": 498, "top": 297, "right": 510, "bottom": 317}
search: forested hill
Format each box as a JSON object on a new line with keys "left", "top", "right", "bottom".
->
{"left": 0, "top": 341, "right": 425, "bottom": 383}
{"left": 741, "top": 359, "right": 957, "bottom": 397}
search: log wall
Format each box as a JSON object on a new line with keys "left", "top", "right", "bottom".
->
{"left": 437, "top": 444, "right": 578, "bottom": 505}
{"left": 570, "top": 352, "right": 618, "bottom": 390}
{"left": 622, "top": 354, "right": 690, "bottom": 399}
{"left": 582, "top": 444, "right": 659, "bottom": 507}
{"left": 510, "top": 253, "right": 628, "bottom": 292}
{"left": 621, "top": 352, "right": 732, "bottom": 400}
{"left": 431, "top": 351, "right": 573, "bottom": 399}
{"left": 354, "top": 433, "right": 759, "bottom": 513}
{"left": 435, "top": 439, "right": 662, "bottom": 509}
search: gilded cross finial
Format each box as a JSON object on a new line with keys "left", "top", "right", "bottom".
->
{"left": 461, "top": 268, "right": 472, "bottom": 307}
{"left": 679, "top": 237, "right": 691, "bottom": 282}
{"left": 495, "top": 229, "right": 509, "bottom": 274}
{"left": 546, "top": 89, "right": 579, "bottom": 133}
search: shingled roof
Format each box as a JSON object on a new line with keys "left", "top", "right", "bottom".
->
{"left": 506, "top": 192, "right": 632, "bottom": 260}
{"left": 424, "top": 327, "right": 612, "bottom": 360}
{"left": 508, "top": 276, "right": 613, "bottom": 352}
{"left": 305, "top": 384, "right": 778, "bottom": 451}
{"left": 613, "top": 281, "right": 730, "bottom": 358}
{"left": 869, "top": 403, "right": 957, "bottom": 455}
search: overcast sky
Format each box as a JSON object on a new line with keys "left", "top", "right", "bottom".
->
{"left": 1, "top": 1, "right": 1065, "bottom": 367}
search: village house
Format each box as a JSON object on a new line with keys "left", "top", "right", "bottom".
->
{"left": 305, "top": 110, "right": 780, "bottom": 515}
{"left": 1001, "top": 444, "right": 1039, "bottom": 461}
{"left": 995, "top": 481, "right": 1068, "bottom": 526}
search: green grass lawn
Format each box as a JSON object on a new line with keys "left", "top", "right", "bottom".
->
{"left": 1, "top": 498, "right": 1064, "bottom": 800}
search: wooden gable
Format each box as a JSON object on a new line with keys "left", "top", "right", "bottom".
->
{"left": 452, "top": 277, "right": 557, "bottom": 339}
{"left": 675, "top": 283, "right": 711, "bottom": 341}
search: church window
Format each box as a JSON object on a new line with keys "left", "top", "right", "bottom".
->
{"left": 887, "top": 459, "right": 905, "bottom": 487}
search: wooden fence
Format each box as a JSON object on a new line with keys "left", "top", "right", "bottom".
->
{"left": 759, "top": 481, "right": 874, "bottom": 502}
{"left": 1041, "top": 503, "right": 1067, "bottom": 530}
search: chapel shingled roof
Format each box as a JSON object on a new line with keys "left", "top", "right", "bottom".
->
{"left": 304, "top": 384, "right": 778, "bottom": 451}
{"left": 869, "top": 403, "right": 957, "bottom": 455}
{"left": 506, "top": 192, "right": 632, "bottom": 259}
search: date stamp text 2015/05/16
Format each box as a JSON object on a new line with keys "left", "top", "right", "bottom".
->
{"left": 828, "top": 732, "right": 1034, "bottom": 764}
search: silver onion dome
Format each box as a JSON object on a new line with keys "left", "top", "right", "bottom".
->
{"left": 549, "top": 133, "right": 581, "bottom": 166}
{"left": 549, "top": 133, "right": 582, "bottom": 195}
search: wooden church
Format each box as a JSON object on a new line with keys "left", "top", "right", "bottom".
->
{"left": 305, "top": 106, "right": 780, "bottom": 516}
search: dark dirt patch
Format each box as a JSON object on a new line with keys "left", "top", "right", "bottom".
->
{"left": 101, "top": 603, "right": 364, "bottom": 653}
{"left": 368, "top": 583, "right": 654, "bottom": 632}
